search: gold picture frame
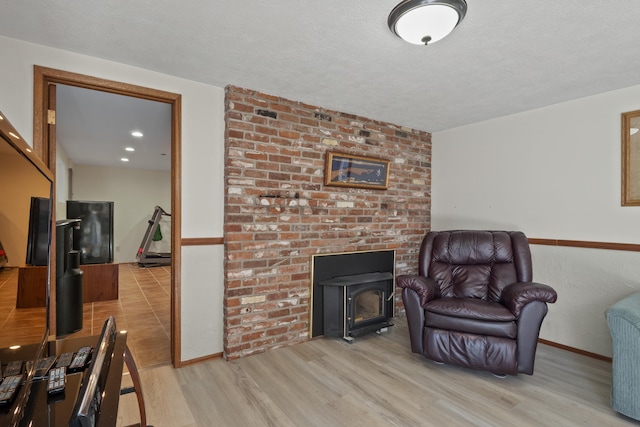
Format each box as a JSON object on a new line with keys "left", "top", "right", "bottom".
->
{"left": 324, "top": 151, "right": 390, "bottom": 190}
{"left": 622, "top": 110, "right": 640, "bottom": 205}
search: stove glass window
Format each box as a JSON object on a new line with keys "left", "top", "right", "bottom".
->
{"left": 354, "top": 290, "right": 383, "bottom": 323}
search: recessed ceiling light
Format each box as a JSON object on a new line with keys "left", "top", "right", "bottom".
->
{"left": 125, "top": 147, "right": 135, "bottom": 152}
{"left": 131, "top": 131, "right": 143, "bottom": 138}
{"left": 121, "top": 158, "right": 130, "bottom": 162}
{"left": 8, "top": 131, "right": 20, "bottom": 140}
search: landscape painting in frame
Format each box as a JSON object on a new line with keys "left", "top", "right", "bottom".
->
{"left": 325, "top": 151, "right": 390, "bottom": 190}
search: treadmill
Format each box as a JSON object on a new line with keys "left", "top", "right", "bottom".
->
{"left": 136, "top": 206, "right": 171, "bottom": 267}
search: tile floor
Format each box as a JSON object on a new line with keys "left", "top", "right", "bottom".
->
{"left": 0, "top": 263, "right": 171, "bottom": 370}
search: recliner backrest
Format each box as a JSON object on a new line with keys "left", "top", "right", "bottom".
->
{"left": 418, "top": 230, "right": 533, "bottom": 302}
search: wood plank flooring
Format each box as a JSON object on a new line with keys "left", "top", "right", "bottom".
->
{"left": 0, "top": 263, "right": 171, "bottom": 369}
{"left": 1, "top": 266, "right": 635, "bottom": 426}
{"left": 117, "top": 317, "right": 636, "bottom": 427}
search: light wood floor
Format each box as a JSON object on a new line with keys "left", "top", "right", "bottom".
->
{"left": 117, "top": 317, "right": 637, "bottom": 427}
{"left": 0, "top": 263, "right": 171, "bottom": 369}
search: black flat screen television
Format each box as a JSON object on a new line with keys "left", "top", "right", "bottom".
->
{"left": 66, "top": 201, "right": 114, "bottom": 264}
{"left": 25, "top": 196, "right": 51, "bottom": 266}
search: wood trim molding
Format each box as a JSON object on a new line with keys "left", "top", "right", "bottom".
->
{"left": 178, "top": 352, "right": 223, "bottom": 367}
{"left": 182, "top": 237, "right": 224, "bottom": 246}
{"left": 170, "top": 95, "right": 182, "bottom": 368}
{"left": 529, "top": 238, "right": 640, "bottom": 252}
{"left": 538, "top": 338, "right": 611, "bottom": 363}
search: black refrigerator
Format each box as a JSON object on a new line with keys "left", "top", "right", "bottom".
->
{"left": 66, "top": 200, "right": 114, "bottom": 264}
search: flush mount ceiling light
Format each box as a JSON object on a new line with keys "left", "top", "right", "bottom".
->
{"left": 388, "top": 0, "right": 467, "bottom": 45}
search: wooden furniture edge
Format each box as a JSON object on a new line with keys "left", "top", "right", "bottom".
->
{"left": 529, "top": 238, "right": 640, "bottom": 252}
{"left": 123, "top": 344, "right": 148, "bottom": 427}
{"left": 181, "top": 237, "right": 224, "bottom": 246}
{"left": 538, "top": 338, "right": 611, "bottom": 363}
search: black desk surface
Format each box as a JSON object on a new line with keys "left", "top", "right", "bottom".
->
{"left": 0, "top": 332, "right": 127, "bottom": 427}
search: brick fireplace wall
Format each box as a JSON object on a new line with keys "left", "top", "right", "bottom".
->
{"left": 224, "top": 85, "right": 431, "bottom": 360}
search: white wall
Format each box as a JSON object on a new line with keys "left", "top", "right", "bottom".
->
{"left": 0, "top": 152, "right": 51, "bottom": 267}
{"left": 433, "top": 85, "right": 640, "bottom": 357}
{"left": 72, "top": 164, "right": 170, "bottom": 263}
{"left": 0, "top": 35, "right": 225, "bottom": 361}
{"left": 531, "top": 245, "right": 640, "bottom": 357}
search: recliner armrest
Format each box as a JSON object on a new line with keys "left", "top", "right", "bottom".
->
{"left": 501, "top": 282, "right": 557, "bottom": 317}
{"left": 396, "top": 275, "right": 440, "bottom": 306}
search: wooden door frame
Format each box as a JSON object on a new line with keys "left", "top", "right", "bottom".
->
{"left": 33, "top": 65, "right": 183, "bottom": 367}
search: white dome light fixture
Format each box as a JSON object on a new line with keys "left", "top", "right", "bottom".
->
{"left": 388, "top": 0, "right": 467, "bottom": 45}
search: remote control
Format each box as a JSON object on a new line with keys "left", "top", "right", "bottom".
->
{"left": 0, "top": 375, "right": 22, "bottom": 404}
{"left": 3, "top": 361, "right": 22, "bottom": 377}
{"left": 32, "top": 356, "right": 57, "bottom": 378}
{"left": 47, "top": 367, "right": 65, "bottom": 394}
{"left": 55, "top": 352, "right": 74, "bottom": 368}
{"left": 69, "top": 347, "right": 92, "bottom": 372}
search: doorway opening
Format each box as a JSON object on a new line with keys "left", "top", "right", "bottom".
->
{"left": 33, "top": 65, "right": 182, "bottom": 367}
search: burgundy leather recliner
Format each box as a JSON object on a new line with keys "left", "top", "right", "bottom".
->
{"left": 397, "top": 230, "right": 557, "bottom": 376}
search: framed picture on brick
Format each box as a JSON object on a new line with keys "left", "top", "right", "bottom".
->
{"left": 324, "top": 151, "right": 390, "bottom": 190}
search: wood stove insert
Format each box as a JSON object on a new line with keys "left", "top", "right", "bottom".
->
{"left": 311, "top": 250, "right": 395, "bottom": 342}
{"left": 319, "top": 272, "right": 394, "bottom": 342}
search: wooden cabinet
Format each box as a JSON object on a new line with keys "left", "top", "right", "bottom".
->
{"left": 81, "top": 263, "right": 119, "bottom": 302}
{"left": 16, "top": 266, "right": 48, "bottom": 308}
{"left": 17, "top": 263, "right": 119, "bottom": 308}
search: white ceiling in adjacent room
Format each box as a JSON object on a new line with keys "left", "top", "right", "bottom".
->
{"left": 56, "top": 85, "right": 171, "bottom": 171}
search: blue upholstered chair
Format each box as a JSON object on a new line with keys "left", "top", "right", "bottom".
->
{"left": 606, "top": 293, "right": 640, "bottom": 421}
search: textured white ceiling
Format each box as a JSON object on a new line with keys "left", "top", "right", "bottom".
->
{"left": 56, "top": 85, "right": 171, "bottom": 171}
{"left": 2, "top": 1, "right": 640, "bottom": 138}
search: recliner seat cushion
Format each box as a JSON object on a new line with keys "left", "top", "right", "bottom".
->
{"left": 425, "top": 297, "right": 516, "bottom": 321}
{"left": 425, "top": 311, "right": 517, "bottom": 339}
{"left": 425, "top": 297, "right": 517, "bottom": 338}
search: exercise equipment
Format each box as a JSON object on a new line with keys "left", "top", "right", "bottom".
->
{"left": 0, "top": 240, "right": 7, "bottom": 268}
{"left": 136, "top": 206, "right": 171, "bottom": 267}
